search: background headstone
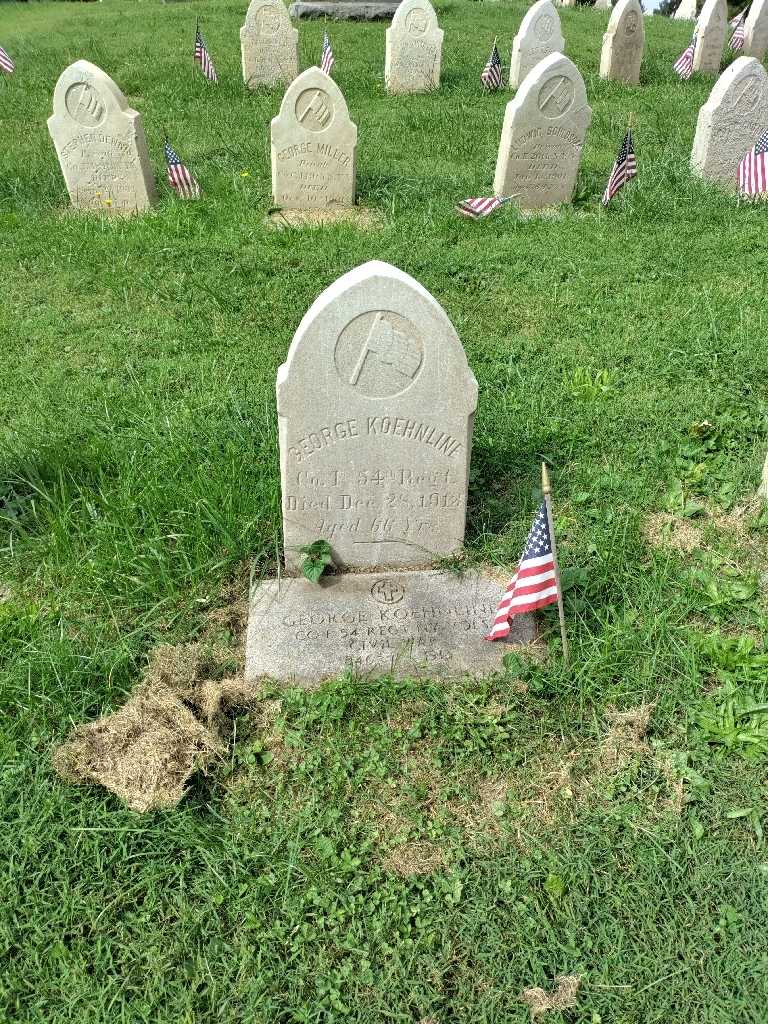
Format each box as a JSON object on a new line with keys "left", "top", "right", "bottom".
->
{"left": 494, "top": 52, "right": 592, "bottom": 210}
{"left": 743, "top": 0, "right": 768, "bottom": 61}
{"left": 289, "top": 1, "right": 399, "bottom": 18}
{"left": 690, "top": 56, "right": 768, "bottom": 185}
{"left": 673, "top": 0, "right": 696, "bottom": 19}
{"left": 385, "top": 0, "right": 443, "bottom": 94}
{"left": 693, "top": 0, "right": 727, "bottom": 74}
{"left": 594, "top": 0, "right": 612, "bottom": 10}
{"left": 47, "top": 60, "right": 156, "bottom": 215}
{"left": 599, "top": 0, "right": 644, "bottom": 85}
{"left": 277, "top": 261, "right": 478, "bottom": 572}
{"left": 509, "top": 0, "right": 565, "bottom": 91}
{"left": 241, "top": 0, "right": 299, "bottom": 89}
{"left": 271, "top": 66, "right": 357, "bottom": 208}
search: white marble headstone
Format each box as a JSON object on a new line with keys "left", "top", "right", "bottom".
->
{"left": 673, "top": 0, "right": 696, "bottom": 19}
{"left": 599, "top": 0, "right": 644, "bottom": 85}
{"left": 693, "top": 0, "right": 727, "bottom": 74}
{"left": 744, "top": 0, "right": 768, "bottom": 61}
{"left": 277, "top": 261, "right": 477, "bottom": 572}
{"left": 47, "top": 60, "right": 156, "bottom": 215}
{"left": 509, "top": 0, "right": 565, "bottom": 91}
{"left": 271, "top": 66, "right": 357, "bottom": 209}
{"left": 494, "top": 52, "right": 592, "bottom": 210}
{"left": 385, "top": 0, "right": 443, "bottom": 94}
{"left": 241, "top": 0, "right": 299, "bottom": 89}
{"left": 594, "top": 0, "right": 612, "bottom": 10}
{"left": 691, "top": 56, "right": 768, "bottom": 186}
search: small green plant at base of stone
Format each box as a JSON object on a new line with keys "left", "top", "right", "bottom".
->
{"left": 299, "top": 540, "right": 333, "bottom": 583}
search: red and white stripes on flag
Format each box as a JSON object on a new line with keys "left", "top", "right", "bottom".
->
{"left": 485, "top": 502, "right": 559, "bottom": 641}
{"left": 737, "top": 130, "right": 768, "bottom": 198}
{"left": 455, "top": 195, "right": 513, "bottom": 218}
{"left": 321, "top": 32, "right": 335, "bottom": 75}
{"left": 194, "top": 25, "right": 218, "bottom": 82}
{"left": 673, "top": 33, "right": 696, "bottom": 79}
{"left": 481, "top": 41, "right": 503, "bottom": 91}
{"left": 729, "top": 12, "right": 746, "bottom": 49}
{"left": 0, "top": 45, "right": 14, "bottom": 74}
{"left": 164, "top": 139, "right": 201, "bottom": 199}
{"left": 602, "top": 129, "right": 637, "bottom": 206}
{"left": 730, "top": 5, "right": 749, "bottom": 26}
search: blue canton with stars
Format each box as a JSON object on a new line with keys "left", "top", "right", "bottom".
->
{"left": 522, "top": 503, "right": 553, "bottom": 560}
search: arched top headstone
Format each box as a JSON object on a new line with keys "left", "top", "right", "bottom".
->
{"left": 47, "top": 60, "right": 156, "bottom": 214}
{"left": 599, "top": 0, "right": 644, "bottom": 85}
{"left": 385, "top": 0, "right": 443, "bottom": 94}
{"left": 693, "top": 0, "right": 727, "bottom": 73}
{"left": 277, "top": 261, "right": 478, "bottom": 571}
{"left": 744, "top": 0, "right": 768, "bottom": 61}
{"left": 241, "top": 0, "right": 299, "bottom": 88}
{"left": 509, "top": 0, "right": 565, "bottom": 90}
{"left": 494, "top": 51, "right": 592, "bottom": 209}
{"left": 691, "top": 56, "right": 768, "bottom": 185}
{"left": 270, "top": 66, "right": 357, "bottom": 208}
{"left": 673, "top": 0, "right": 696, "bottom": 19}
{"left": 594, "top": 0, "right": 612, "bottom": 11}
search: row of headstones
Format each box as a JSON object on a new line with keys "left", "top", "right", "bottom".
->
{"left": 679, "top": 0, "right": 768, "bottom": 73}
{"left": 675, "top": 0, "right": 768, "bottom": 66}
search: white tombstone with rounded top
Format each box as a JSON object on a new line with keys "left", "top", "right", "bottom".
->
{"left": 47, "top": 60, "right": 156, "bottom": 215}
{"left": 599, "top": 0, "right": 644, "bottom": 85}
{"left": 673, "top": 0, "right": 696, "bottom": 19}
{"left": 509, "top": 0, "right": 565, "bottom": 91}
{"left": 277, "top": 261, "right": 477, "bottom": 572}
{"left": 594, "top": 0, "right": 612, "bottom": 11}
{"left": 271, "top": 66, "right": 357, "bottom": 209}
{"left": 744, "top": 0, "right": 768, "bottom": 61}
{"left": 241, "top": 0, "right": 299, "bottom": 89}
{"left": 385, "top": 0, "right": 443, "bottom": 94}
{"left": 691, "top": 56, "right": 768, "bottom": 186}
{"left": 693, "top": 0, "right": 727, "bottom": 74}
{"left": 494, "top": 52, "right": 592, "bottom": 210}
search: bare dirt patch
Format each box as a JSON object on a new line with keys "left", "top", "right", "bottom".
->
{"left": 520, "top": 975, "right": 581, "bottom": 1018}
{"left": 265, "top": 206, "right": 383, "bottom": 231}
{"left": 643, "top": 512, "right": 703, "bottom": 553}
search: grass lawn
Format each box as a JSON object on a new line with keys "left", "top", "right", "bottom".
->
{"left": 2, "top": 0, "right": 768, "bottom": 1020}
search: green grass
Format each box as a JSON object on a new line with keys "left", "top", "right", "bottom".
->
{"left": 2, "top": 0, "right": 768, "bottom": 1020}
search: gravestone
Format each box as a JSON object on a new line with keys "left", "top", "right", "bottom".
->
{"left": 385, "top": 0, "right": 443, "bottom": 94}
{"left": 693, "top": 0, "right": 727, "bottom": 74}
{"left": 241, "top": 0, "right": 299, "bottom": 89}
{"left": 290, "top": 1, "right": 399, "bottom": 17}
{"left": 594, "top": 0, "right": 612, "bottom": 10}
{"left": 271, "top": 66, "right": 357, "bottom": 208}
{"left": 245, "top": 261, "right": 536, "bottom": 685}
{"left": 494, "top": 52, "right": 592, "bottom": 210}
{"left": 690, "top": 56, "right": 768, "bottom": 186}
{"left": 743, "top": 0, "right": 768, "bottom": 61}
{"left": 599, "top": 0, "right": 644, "bottom": 86}
{"left": 673, "top": 0, "right": 696, "bottom": 19}
{"left": 48, "top": 60, "right": 156, "bottom": 215}
{"left": 509, "top": 0, "right": 565, "bottom": 91}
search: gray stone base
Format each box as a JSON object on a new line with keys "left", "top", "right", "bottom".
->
{"left": 245, "top": 569, "right": 537, "bottom": 686}
{"left": 289, "top": 1, "right": 400, "bottom": 19}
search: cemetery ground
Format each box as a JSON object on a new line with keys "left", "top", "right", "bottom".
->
{"left": 2, "top": 0, "right": 768, "bottom": 1020}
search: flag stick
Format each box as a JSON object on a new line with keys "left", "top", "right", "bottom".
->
{"left": 541, "top": 462, "right": 569, "bottom": 664}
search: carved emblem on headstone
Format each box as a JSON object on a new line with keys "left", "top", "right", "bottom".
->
{"left": 371, "top": 579, "right": 406, "bottom": 604}
{"left": 335, "top": 312, "right": 423, "bottom": 398}
{"left": 535, "top": 14, "right": 554, "bottom": 40}
{"left": 538, "top": 75, "right": 574, "bottom": 117}
{"left": 295, "top": 88, "right": 333, "bottom": 130}
{"left": 406, "top": 8, "right": 429, "bottom": 34}
{"left": 65, "top": 82, "right": 105, "bottom": 127}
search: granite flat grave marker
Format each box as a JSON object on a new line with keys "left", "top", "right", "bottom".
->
{"left": 744, "top": 0, "right": 768, "bottom": 61}
{"left": 509, "top": 0, "right": 565, "bottom": 91}
{"left": 241, "top": 0, "right": 299, "bottom": 89}
{"left": 494, "top": 52, "right": 592, "bottom": 210}
{"left": 599, "top": 0, "right": 644, "bottom": 85}
{"left": 271, "top": 66, "right": 357, "bottom": 208}
{"left": 691, "top": 56, "right": 768, "bottom": 186}
{"left": 48, "top": 60, "right": 156, "bottom": 215}
{"left": 693, "top": 0, "right": 727, "bottom": 74}
{"left": 385, "top": 0, "right": 443, "bottom": 94}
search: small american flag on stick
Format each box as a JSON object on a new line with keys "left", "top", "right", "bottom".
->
{"left": 455, "top": 195, "right": 514, "bottom": 218}
{"left": 0, "top": 45, "right": 15, "bottom": 74}
{"left": 485, "top": 465, "right": 568, "bottom": 660}
{"left": 730, "top": 6, "right": 749, "bottom": 26}
{"left": 673, "top": 31, "right": 696, "bottom": 80}
{"left": 729, "top": 12, "right": 746, "bottom": 49}
{"left": 321, "top": 31, "right": 335, "bottom": 75}
{"left": 164, "top": 139, "right": 201, "bottom": 199}
{"left": 737, "top": 129, "right": 768, "bottom": 198}
{"left": 602, "top": 128, "right": 637, "bottom": 206}
{"left": 481, "top": 39, "right": 503, "bottom": 91}
{"left": 194, "top": 23, "right": 218, "bottom": 83}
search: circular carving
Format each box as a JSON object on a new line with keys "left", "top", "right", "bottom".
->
{"left": 255, "top": 4, "right": 281, "bottom": 34}
{"left": 534, "top": 13, "right": 554, "bottom": 41}
{"left": 294, "top": 87, "right": 334, "bottom": 132}
{"left": 625, "top": 11, "right": 639, "bottom": 33}
{"left": 371, "top": 579, "right": 406, "bottom": 605}
{"left": 406, "top": 7, "right": 429, "bottom": 34}
{"left": 64, "top": 82, "right": 105, "bottom": 127}
{"left": 537, "top": 75, "right": 574, "bottom": 118}
{"left": 732, "top": 75, "right": 760, "bottom": 114}
{"left": 334, "top": 310, "right": 424, "bottom": 399}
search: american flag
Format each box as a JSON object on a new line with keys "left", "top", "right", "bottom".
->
{"left": 164, "top": 139, "right": 201, "bottom": 199}
{"left": 673, "top": 32, "right": 696, "bottom": 80}
{"left": 194, "top": 24, "right": 218, "bottom": 83}
{"left": 729, "top": 12, "right": 746, "bottom": 49}
{"left": 730, "top": 5, "right": 749, "bottom": 25}
{"left": 601, "top": 129, "right": 637, "bottom": 206}
{"left": 320, "top": 31, "right": 335, "bottom": 75}
{"left": 481, "top": 41, "right": 503, "bottom": 91}
{"left": 737, "top": 129, "right": 768, "bottom": 198}
{"left": 485, "top": 502, "right": 559, "bottom": 641}
{"left": 456, "top": 195, "right": 513, "bottom": 218}
{"left": 0, "top": 45, "right": 14, "bottom": 74}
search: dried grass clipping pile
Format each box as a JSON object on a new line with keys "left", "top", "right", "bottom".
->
{"left": 53, "top": 644, "right": 255, "bottom": 813}
{"left": 520, "top": 975, "right": 581, "bottom": 1018}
